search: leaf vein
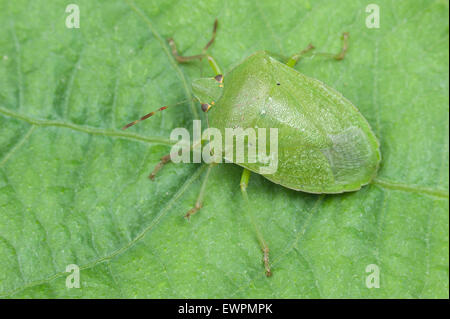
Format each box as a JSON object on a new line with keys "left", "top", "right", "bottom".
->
{"left": 0, "top": 125, "right": 36, "bottom": 168}
{"left": 0, "top": 106, "right": 174, "bottom": 146}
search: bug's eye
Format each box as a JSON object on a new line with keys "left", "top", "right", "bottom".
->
{"left": 201, "top": 103, "right": 211, "bottom": 112}
{"left": 276, "top": 82, "right": 281, "bottom": 86}
{"left": 214, "top": 74, "right": 224, "bottom": 83}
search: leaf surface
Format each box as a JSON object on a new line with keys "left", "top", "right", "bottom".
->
{"left": 0, "top": 0, "right": 448, "bottom": 298}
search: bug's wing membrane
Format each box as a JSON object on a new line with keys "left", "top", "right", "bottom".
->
{"left": 320, "top": 127, "right": 378, "bottom": 184}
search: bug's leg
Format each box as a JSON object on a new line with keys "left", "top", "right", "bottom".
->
{"left": 168, "top": 18, "right": 216, "bottom": 62}
{"left": 332, "top": 32, "right": 349, "bottom": 61}
{"left": 149, "top": 137, "right": 206, "bottom": 180}
{"left": 149, "top": 154, "right": 172, "bottom": 180}
{"left": 185, "top": 163, "right": 213, "bottom": 219}
{"left": 286, "top": 32, "right": 349, "bottom": 68}
{"left": 286, "top": 43, "right": 315, "bottom": 68}
{"left": 168, "top": 19, "right": 217, "bottom": 62}
{"left": 168, "top": 19, "right": 223, "bottom": 76}
{"left": 240, "top": 169, "right": 272, "bottom": 277}
{"left": 168, "top": 38, "right": 205, "bottom": 63}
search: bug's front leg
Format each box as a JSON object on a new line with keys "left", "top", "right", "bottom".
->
{"left": 149, "top": 154, "right": 172, "bottom": 180}
{"left": 240, "top": 169, "right": 272, "bottom": 277}
{"left": 168, "top": 19, "right": 223, "bottom": 76}
{"left": 168, "top": 19, "right": 224, "bottom": 116}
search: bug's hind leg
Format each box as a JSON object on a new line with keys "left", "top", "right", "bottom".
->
{"left": 185, "top": 164, "right": 213, "bottom": 219}
{"left": 286, "top": 32, "right": 349, "bottom": 68}
{"left": 240, "top": 169, "right": 272, "bottom": 277}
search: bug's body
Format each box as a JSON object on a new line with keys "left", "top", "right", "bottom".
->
{"left": 192, "top": 51, "right": 381, "bottom": 193}
{"left": 123, "top": 18, "right": 381, "bottom": 276}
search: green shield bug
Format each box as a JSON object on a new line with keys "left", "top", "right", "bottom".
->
{"left": 123, "top": 19, "right": 381, "bottom": 277}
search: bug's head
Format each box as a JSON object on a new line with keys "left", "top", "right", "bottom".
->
{"left": 191, "top": 75, "right": 224, "bottom": 112}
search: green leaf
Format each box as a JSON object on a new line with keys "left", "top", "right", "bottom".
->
{"left": 0, "top": 0, "right": 448, "bottom": 298}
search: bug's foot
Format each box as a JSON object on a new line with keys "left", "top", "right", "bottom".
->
{"left": 184, "top": 203, "right": 203, "bottom": 220}
{"left": 334, "top": 32, "right": 349, "bottom": 61}
{"left": 263, "top": 247, "right": 272, "bottom": 277}
{"left": 148, "top": 154, "right": 171, "bottom": 180}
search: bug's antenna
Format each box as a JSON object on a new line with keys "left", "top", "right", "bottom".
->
{"left": 122, "top": 100, "right": 188, "bottom": 130}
